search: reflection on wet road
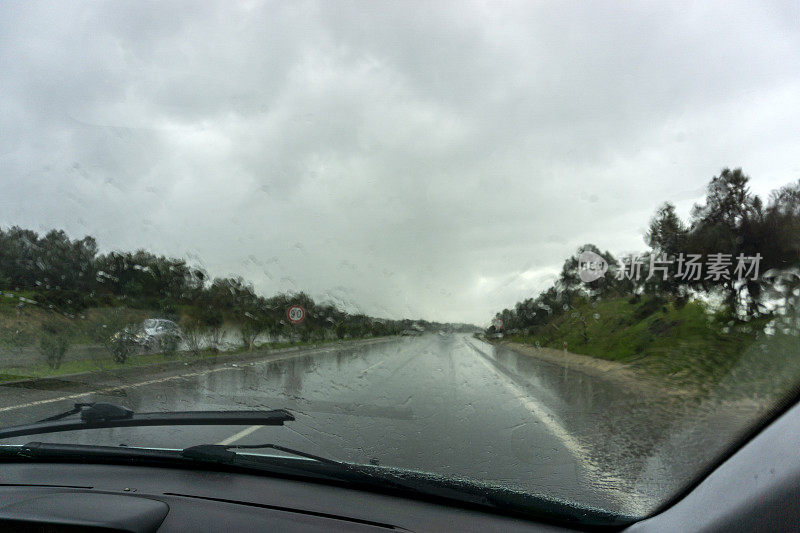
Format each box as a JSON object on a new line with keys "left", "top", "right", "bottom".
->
{"left": 0, "top": 334, "right": 711, "bottom": 515}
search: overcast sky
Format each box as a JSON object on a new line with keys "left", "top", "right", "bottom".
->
{"left": 1, "top": 1, "right": 799, "bottom": 324}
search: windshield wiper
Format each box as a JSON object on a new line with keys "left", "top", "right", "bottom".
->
{"left": 181, "top": 442, "right": 341, "bottom": 465}
{"left": 177, "top": 444, "right": 500, "bottom": 511}
{"left": 0, "top": 438, "right": 480, "bottom": 505}
{"left": 0, "top": 402, "right": 294, "bottom": 440}
{"left": 177, "top": 443, "right": 489, "bottom": 503}
{"left": 0, "top": 441, "right": 627, "bottom": 526}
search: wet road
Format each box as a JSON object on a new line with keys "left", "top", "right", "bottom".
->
{"left": 0, "top": 333, "right": 716, "bottom": 515}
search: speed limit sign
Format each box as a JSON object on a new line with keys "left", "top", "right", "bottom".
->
{"left": 287, "top": 305, "right": 306, "bottom": 325}
{"left": 493, "top": 318, "right": 504, "bottom": 330}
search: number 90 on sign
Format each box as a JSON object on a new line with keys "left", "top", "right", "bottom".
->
{"left": 287, "top": 305, "right": 306, "bottom": 324}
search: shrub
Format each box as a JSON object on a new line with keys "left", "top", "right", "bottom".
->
{"left": 196, "top": 308, "right": 224, "bottom": 353}
{"left": 38, "top": 290, "right": 88, "bottom": 313}
{"left": 109, "top": 327, "right": 138, "bottom": 363}
{"left": 182, "top": 319, "right": 204, "bottom": 356}
{"left": 92, "top": 308, "right": 144, "bottom": 363}
{"left": 240, "top": 319, "right": 266, "bottom": 351}
{"left": 39, "top": 322, "right": 70, "bottom": 369}
{"left": 160, "top": 331, "right": 181, "bottom": 357}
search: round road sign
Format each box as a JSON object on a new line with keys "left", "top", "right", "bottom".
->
{"left": 287, "top": 305, "right": 306, "bottom": 325}
{"left": 493, "top": 318, "right": 504, "bottom": 330}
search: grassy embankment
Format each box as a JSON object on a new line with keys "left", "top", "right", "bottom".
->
{"left": 507, "top": 296, "right": 799, "bottom": 396}
{"left": 0, "top": 295, "right": 389, "bottom": 383}
{"left": 0, "top": 336, "right": 381, "bottom": 383}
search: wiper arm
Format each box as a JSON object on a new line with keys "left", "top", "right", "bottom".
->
{"left": 0, "top": 402, "right": 294, "bottom": 440}
{"left": 35, "top": 402, "right": 134, "bottom": 423}
{"left": 181, "top": 442, "right": 341, "bottom": 465}
{"left": 180, "top": 443, "right": 494, "bottom": 507}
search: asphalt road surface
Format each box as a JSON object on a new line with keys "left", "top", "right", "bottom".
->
{"left": 0, "top": 333, "right": 727, "bottom": 515}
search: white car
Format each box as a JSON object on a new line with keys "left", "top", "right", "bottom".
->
{"left": 113, "top": 319, "right": 182, "bottom": 353}
{"left": 140, "top": 319, "right": 182, "bottom": 350}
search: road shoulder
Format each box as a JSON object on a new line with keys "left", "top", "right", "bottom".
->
{"left": 491, "top": 340, "right": 682, "bottom": 397}
{"left": 0, "top": 336, "right": 397, "bottom": 390}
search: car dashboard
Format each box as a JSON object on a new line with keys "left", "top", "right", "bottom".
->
{"left": 1, "top": 397, "right": 799, "bottom": 532}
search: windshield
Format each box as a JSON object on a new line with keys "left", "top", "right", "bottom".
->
{"left": 1, "top": 0, "right": 799, "bottom": 525}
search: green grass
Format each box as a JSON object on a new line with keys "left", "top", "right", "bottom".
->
{"left": 509, "top": 296, "right": 778, "bottom": 389}
{"left": 0, "top": 304, "right": 153, "bottom": 348}
{"left": 0, "top": 351, "right": 183, "bottom": 381}
{"left": 0, "top": 335, "right": 389, "bottom": 383}
{"left": 0, "top": 289, "right": 39, "bottom": 304}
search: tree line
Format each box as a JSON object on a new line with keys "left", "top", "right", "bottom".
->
{"left": 0, "top": 227, "right": 469, "bottom": 360}
{"left": 489, "top": 168, "right": 800, "bottom": 337}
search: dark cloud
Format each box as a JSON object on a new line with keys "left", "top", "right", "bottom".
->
{"left": 1, "top": 0, "right": 799, "bottom": 323}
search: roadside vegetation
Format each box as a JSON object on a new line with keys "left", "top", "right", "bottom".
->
{"left": 488, "top": 169, "right": 800, "bottom": 394}
{"left": 0, "top": 335, "right": 385, "bottom": 384}
{"left": 0, "top": 229, "right": 472, "bottom": 376}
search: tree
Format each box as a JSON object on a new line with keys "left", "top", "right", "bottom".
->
{"left": 646, "top": 203, "right": 687, "bottom": 256}
{"left": 691, "top": 168, "right": 758, "bottom": 230}
{"left": 182, "top": 319, "right": 204, "bottom": 357}
{"left": 240, "top": 313, "right": 269, "bottom": 351}
{"left": 39, "top": 319, "right": 71, "bottom": 369}
{"left": 682, "top": 169, "right": 765, "bottom": 313}
{"left": 202, "top": 308, "right": 224, "bottom": 353}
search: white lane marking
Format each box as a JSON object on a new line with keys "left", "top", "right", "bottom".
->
{"left": 0, "top": 344, "right": 349, "bottom": 414}
{"left": 466, "top": 342, "right": 633, "bottom": 509}
{"left": 217, "top": 424, "right": 262, "bottom": 445}
{"left": 471, "top": 354, "right": 588, "bottom": 461}
{"left": 0, "top": 366, "right": 235, "bottom": 413}
{"left": 359, "top": 358, "right": 385, "bottom": 376}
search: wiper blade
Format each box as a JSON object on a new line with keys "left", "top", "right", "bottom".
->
{"left": 36, "top": 402, "right": 134, "bottom": 423}
{"left": 181, "top": 442, "right": 341, "bottom": 465}
{"left": 180, "top": 444, "right": 495, "bottom": 507}
{"left": 0, "top": 402, "right": 294, "bottom": 440}
{"left": 0, "top": 442, "right": 627, "bottom": 526}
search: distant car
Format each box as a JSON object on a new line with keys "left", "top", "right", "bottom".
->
{"left": 487, "top": 332, "right": 503, "bottom": 340}
{"left": 112, "top": 319, "right": 182, "bottom": 353}
{"left": 400, "top": 329, "right": 421, "bottom": 336}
